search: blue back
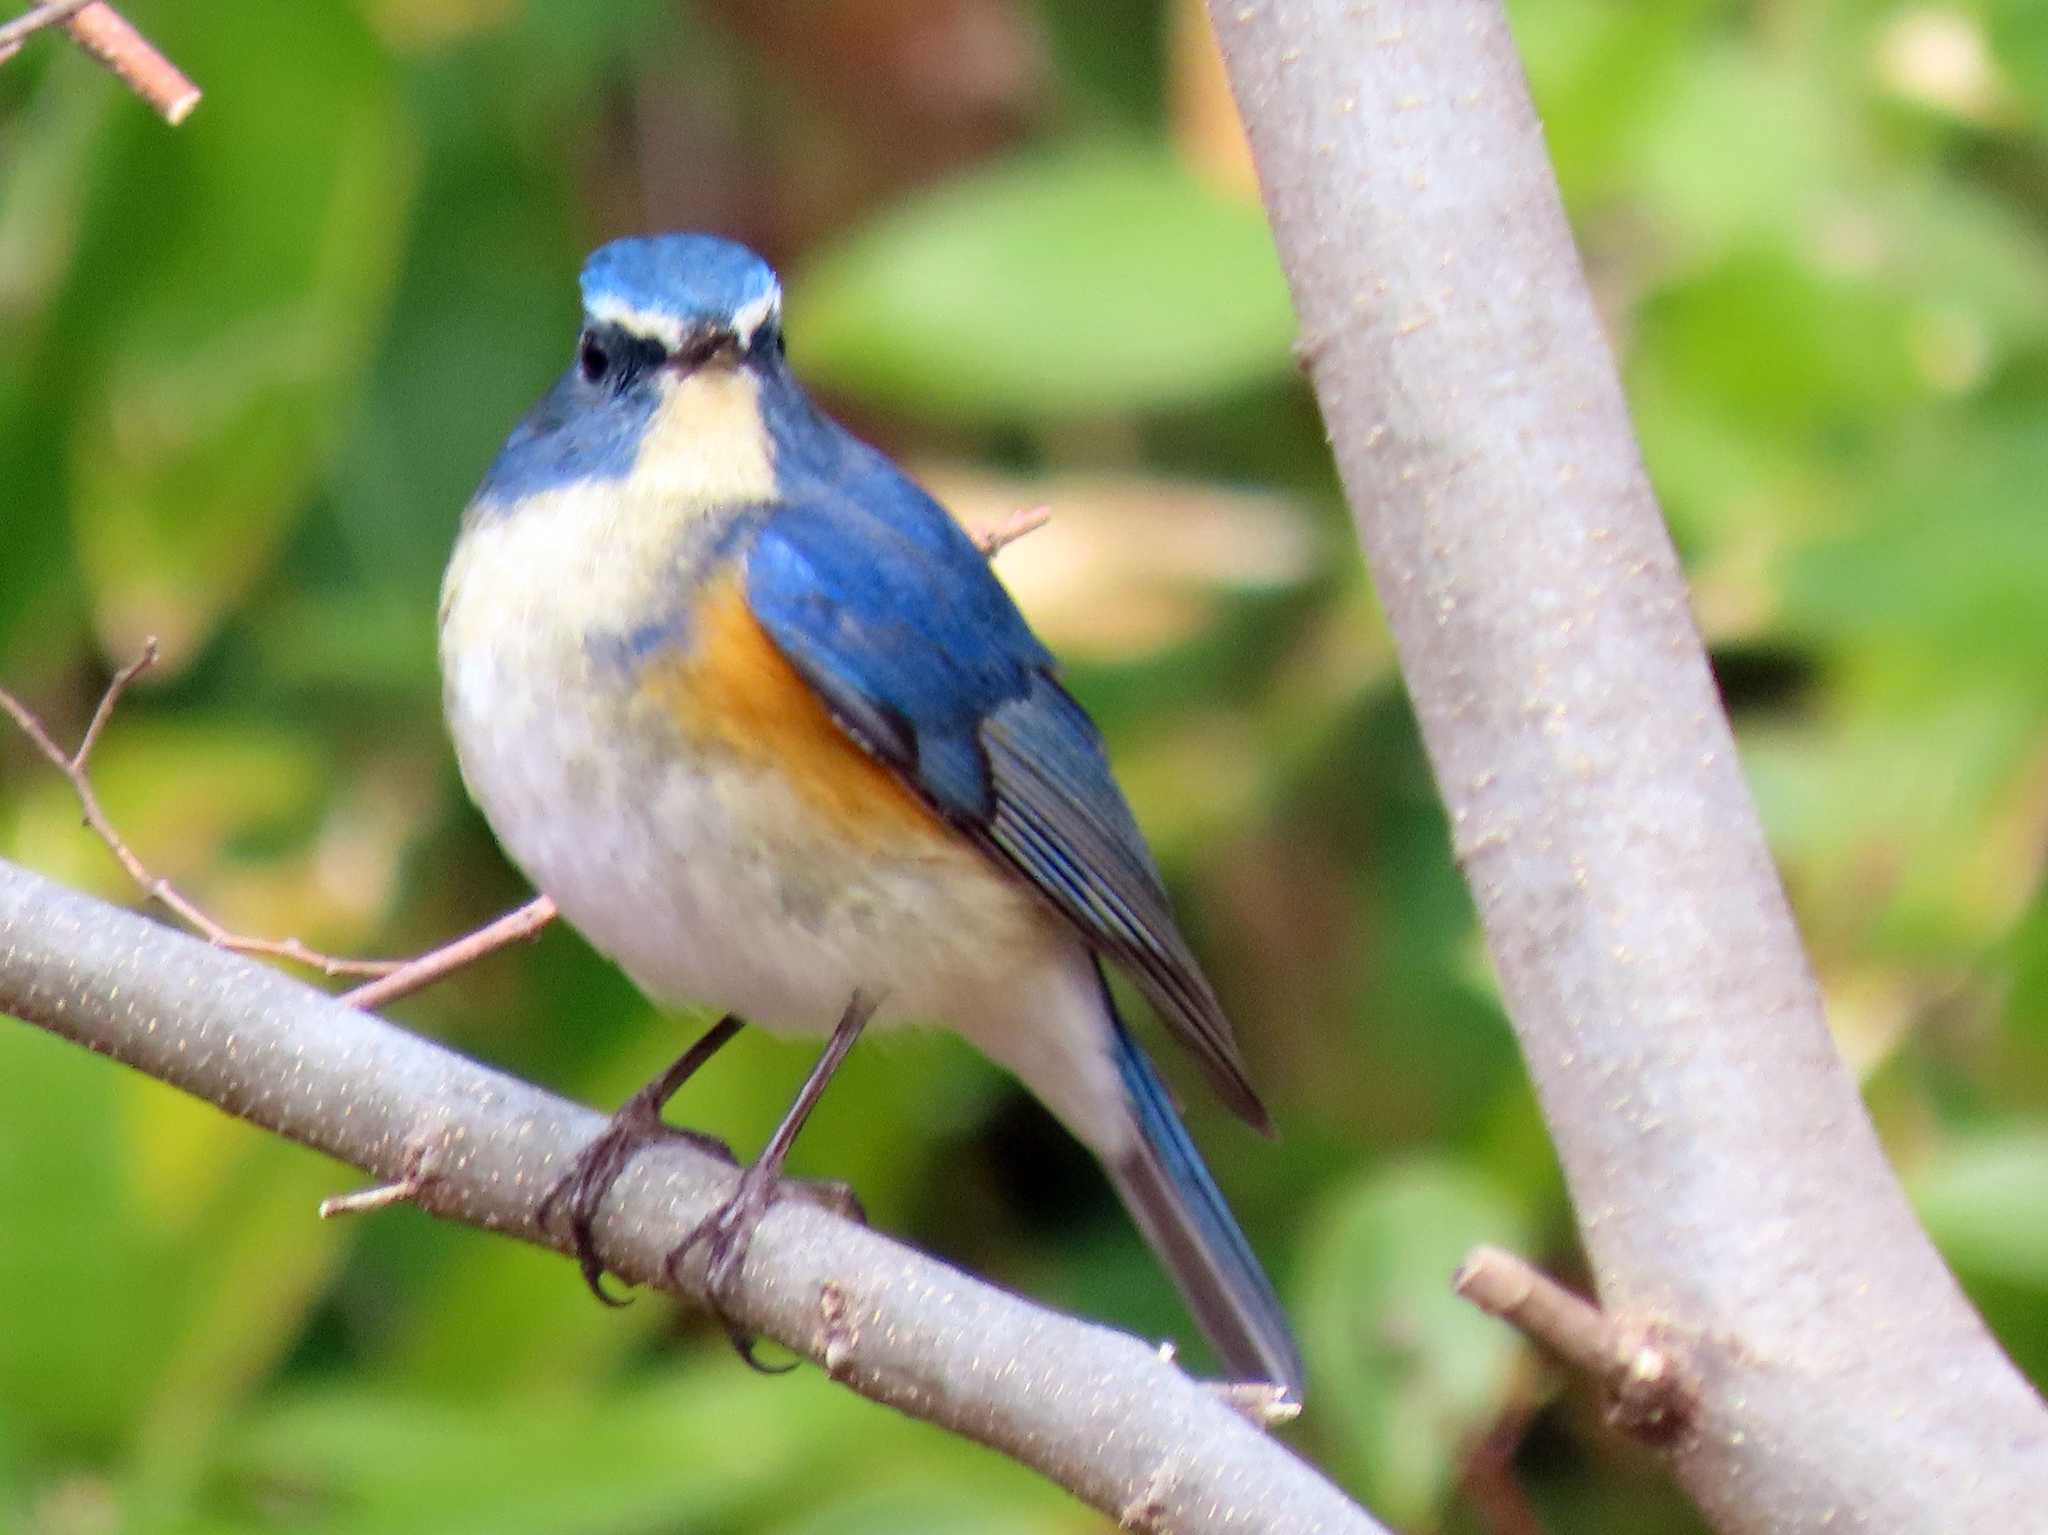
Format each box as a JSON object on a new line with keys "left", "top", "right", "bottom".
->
{"left": 744, "top": 380, "right": 1048, "bottom": 820}
{"left": 742, "top": 368, "right": 1268, "bottom": 1129}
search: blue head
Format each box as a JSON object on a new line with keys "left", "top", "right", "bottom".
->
{"left": 578, "top": 235, "right": 784, "bottom": 365}
{"left": 476, "top": 234, "right": 813, "bottom": 503}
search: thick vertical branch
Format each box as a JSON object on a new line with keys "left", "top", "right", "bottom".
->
{"left": 1205, "top": 2, "right": 2048, "bottom": 1529}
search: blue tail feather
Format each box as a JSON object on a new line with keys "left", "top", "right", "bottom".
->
{"left": 1103, "top": 973, "right": 1305, "bottom": 1399}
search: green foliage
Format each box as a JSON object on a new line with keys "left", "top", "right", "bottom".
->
{"left": 1298, "top": 1162, "right": 1531, "bottom": 1526}
{"left": 788, "top": 143, "right": 1297, "bottom": 421}
{"left": 1, "top": 1, "right": 2045, "bottom": 1531}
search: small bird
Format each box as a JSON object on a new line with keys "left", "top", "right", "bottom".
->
{"left": 438, "top": 233, "right": 1303, "bottom": 1398}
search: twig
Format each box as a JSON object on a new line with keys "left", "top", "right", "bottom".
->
{"left": 0, "top": 0, "right": 95, "bottom": 53}
{"left": 0, "top": 641, "right": 406, "bottom": 979}
{"left": 0, "top": 858, "right": 1386, "bottom": 1535}
{"left": 3, "top": 643, "right": 566, "bottom": 1005}
{"left": 0, "top": 0, "right": 201, "bottom": 125}
{"left": 341, "top": 895, "right": 558, "bottom": 1011}
{"left": 1459, "top": 1394, "right": 1548, "bottom": 1535}
{"left": 973, "top": 503, "right": 1051, "bottom": 557}
{"left": 61, "top": 4, "right": 199, "bottom": 123}
{"left": 1453, "top": 1246, "right": 1692, "bottom": 1446}
{"left": 319, "top": 1175, "right": 426, "bottom": 1218}
{"left": 320, "top": 1133, "right": 442, "bottom": 1218}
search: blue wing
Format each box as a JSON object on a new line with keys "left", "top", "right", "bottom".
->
{"left": 741, "top": 462, "right": 1270, "bottom": 1132}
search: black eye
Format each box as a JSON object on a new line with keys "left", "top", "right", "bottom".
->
{"left": 578, "top": 332, "right": 611, "bottom": 384}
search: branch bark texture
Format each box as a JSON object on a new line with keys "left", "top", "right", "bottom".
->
{"left": 0, "top": 858, "right": 1378, "bottom": 1535}
{"left": 1206, "top": 1, "right": 2048, "bottom": 1529}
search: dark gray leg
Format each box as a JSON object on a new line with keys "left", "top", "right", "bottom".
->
{"left": 666, "top": 991, "right": 877, "bottom": 1370}
{"left": 537, "top": 1011, "right": 746, "bottom": 1304}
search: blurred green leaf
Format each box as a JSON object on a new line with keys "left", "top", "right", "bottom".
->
{"left": 1988, "top": 0, "right": 2048, "bottom": 128}
{"left": 212, "top": 1371, "right": 1031, "bottom": 1535}
{"left": 7, "top": 720, "right": 328, "bottom": 911}
{"left": 1297, "top": 1159, "right": 1530, "bottom": 1529}
{"left": 217, "top": 1379, "right": 794, "bottom": 1535}
{"left": 1782, "top": 410, "right": 2048, "bottom": 688}
{"left": 1915, "top": 1129, "right": 2048, "bottom": 1286}
{"left": 1634, "top": 249, "right": 1918, "bottom": 438}
{"left": 60, "top": 0, "right": 416, "bottom": 665}
{"left": 1742, "top": 694, "right": 2043, "bottom": 964}
{"left": 1630, "top": 41, "right": 1860, "bottom": 258}
{"left": 788, "top": 144, "right": 1296, "bottom": 422}
{"left": 764, "top": 1478, "right": 1060, "bottom": 1535}
{"left": 317, "top": 139, "right": 579, "bottom": 608}
{"left": 0, "top": 69, "right": 112, "bottom": 660}
{"left": 123, "top": 1130, "right": 351, "bottom": 1503}
{"left": 0, "top": 64, "right": 111, "bottom": 384}
{"left": 1874, "top": 176, "right": 2048, "bottom": 366}
{"left": 1511, "top": 0, "right": 1708, "bottom": 207}
{"left": 0, "top": 1025, "right": 152, "bottom": 1450}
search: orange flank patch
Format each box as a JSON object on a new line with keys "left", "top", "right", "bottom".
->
{"left": 638, "top": 574, "right": 949, "bottom": 850}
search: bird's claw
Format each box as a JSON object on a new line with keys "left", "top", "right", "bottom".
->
{"left": 537, "top": 1109, "right": 736, "bottom": 1306}
{"left": 663, "top": 1165, "right": 866, "bottom": 1373}
{"left": 665, "top": 1160, "right": 790, "bottom": 1372}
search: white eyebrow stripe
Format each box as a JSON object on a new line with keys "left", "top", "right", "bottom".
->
{"left": 584, "top": 295, "right": 687, "bottom": 350}
{"left": 729, "top": 283, "right": 782, "bottom": 348}
{"left": 584, "top": 281, "right": 781, "bottom": 353}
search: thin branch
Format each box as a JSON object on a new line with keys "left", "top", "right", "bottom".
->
{"left": 1458, "top": 1390, "right": 1549, "bottom": 1535}
{"left": 0, "top": 858, "right": 1384, "bottom": 1535}
{"left": 0, "top": 0, "right": 201, "bottom": 124}
{"left": 61, "top": 4, "right": 199, "bottom": 123}
{"left": 71, "top": 635, "right": 154, "bottom": 765}
{"left": 974, "top": 502, "right": 1051, "bottom": 557}
{"left": 0, "top": 0, "right": 96, "bottom": 53}
{"left": 1207, "top": 1, "right": 2048, "bottom": 1527}
{"left": 1453, "top": 1246, "right": 1691, "bottom": 1446}
{"left": 339, "top": 895, "right": 558, "bottom": 1011}
{"left": 0, "top": 642, "right": 407, "bottom": 979}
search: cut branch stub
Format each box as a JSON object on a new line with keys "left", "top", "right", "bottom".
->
{"left": 1453, "top": 1245, "right": 1696, "bottom": 1447}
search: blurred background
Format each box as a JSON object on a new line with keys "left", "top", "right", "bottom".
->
{"left": 2, "top": 0, "right": 2046, "bottom": 1530}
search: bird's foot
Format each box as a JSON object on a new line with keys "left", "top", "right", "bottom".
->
{"left": 664, "top": 1166, "right": 867, "bottom": 1372}
{"left": 536, "top": 1014, "right": 747, "bottom": 1303}
{"left": 538, "top": 1104, "right": 736, "bottom": 1306}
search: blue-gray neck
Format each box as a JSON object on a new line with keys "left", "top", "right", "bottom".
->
{"left": 473, "top": 354, "right": 847, "bottom": 508}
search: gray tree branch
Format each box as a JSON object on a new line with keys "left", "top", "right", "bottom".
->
{"left": 1205, "top": 1, "right": 2048, "bottom": 1529}
{"left": 0, "top": 857, "right": 1380, "bottom": 1535}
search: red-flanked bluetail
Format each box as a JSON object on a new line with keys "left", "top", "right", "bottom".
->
{"left": 439, "top": 234, "right": 1304, "bottom": 1399}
